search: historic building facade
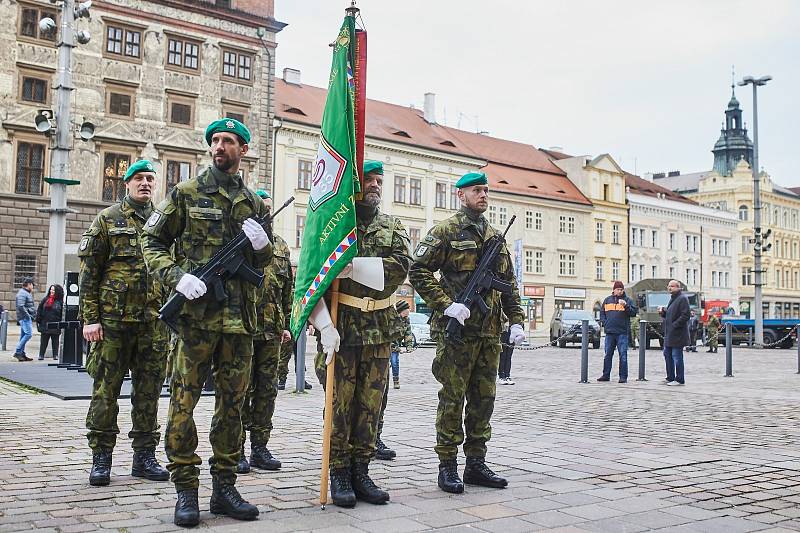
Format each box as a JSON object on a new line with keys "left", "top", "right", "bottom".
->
{"left": 0, "top": 0, "right": 284, "bottom": 307}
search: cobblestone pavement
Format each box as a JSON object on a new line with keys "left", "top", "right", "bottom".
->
{"left": 2, "top": 342, "right": 800, "bottom": 532}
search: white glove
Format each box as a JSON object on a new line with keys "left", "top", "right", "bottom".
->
{"left": 444, "top": 302, "right": 470, "bottom": 325}
{"left": 336, "top": 258, "right": 384, "bottom": 290}
{"left": 308, "top": 299, "right": 340, "bottom": 365}
{"left": 242, "top": 218, "right": 270, "bottom": 251}
{"left": 510, "top": 324, "right": 525, "bottom": 345}
{"left": 176, "top": 273, "right": 207, "bottom": 300}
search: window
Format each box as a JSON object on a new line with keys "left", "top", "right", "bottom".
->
{"left": 595, "top": 222, "right": 604, "bottom": 242}
{"left": 295, "top": 214, "right": 305, "bottom": 247}
{"left": 559, "top": 215, "right": 575, "bottom": 234}
{"left": 535, "top": 251, "right": 543, "bottom": 274}
{"left": 724, "top": 272, "right": 730, "bottom": 288}
{"left": 595, "top": 260, "right": 604, "bottom": 281}
{"left": 651, "top": 230, "right": 658, "bottom": 248}
{"left": 712, "top": 271, "right": 718, "bottom": 287}
{"left": 742, "top": 267, "right": 752, "bottom": 286}
{"left": 742, "top": 235, "right": 750, "bottom": 253}
{"left": 631, "top": 263, "right": 637, "bottom": 282}
{"left": 669, "top": 266, "right": 675, "bottom": 279}
{"left": 639, "top": 228, "right": 646, "bottom": 247}
{"left": 488, "top": 205, "right": 497, "bottom": 225}
{"left": 20, "top": 74, "right": 48, "bottom": 104}
{"left": 106, "top": 85, "right": 135, "bottom": 118}
{"left": 712, "top": 239, "right": 718, "bottom": 256}
{"left": 535, "top": 212, "right": 543, "bottom": 231}
{"left": 611, "top": 261, "right": 620, "bottom": 280}
{"left": 409, "top": 228, "right": 420, "bottom": 250}
{"left": 167, "top": 37, "right": 201, "bottom": 72}
{"left": 15, "top": 141, "right": 45, "bottom": 195}
{"left": 297, "top": 159, "right": 312, "bottom": 190}
{"left": 631, "top": 227, "right": 638, "bottom": 246}
{"left": 166, "top": 160, "right": 192, "bottom": 192}
{"left": 449, "top": 184, "right": 459, "bottom": 210}
{"left": 168, "top": 95, "right": 195, "bottom": 127}
{"left": 223, "top": 106, "right": 247, "bottom": 125}
{"left": 19, "top": 5, "right": 57, "bottom": 42}
{"left": 525, "top": 250, "right": 534, "bottom": 273}
{"left": 651, "top": 265, "right": 658, "bottom": 278}
{"left": 393, "top": 175, "right": 406, "bottom": 203}
{"left": 525, "top": 211, "right": 533, "bottom": 230}
{"left": 559, "top": 252, "right": 576, "bottom": 276}
{"left": 669, "top": 232, "right": 676, "bottom": 250}
{"left": 435, "top": 182, "right": 447, "bottom": 209}
{"left": 640, "top": 265, "right": 645, "bottom": 280}
{"left": 612, "top": 223, "right": 619, "bottom": 244}
{"left": 221, "top": 48, "right": 254, "bottom": 82}
{"left": 409, "top": 178, "right": 421, "bottom": 205}
{"left": 739, "top": 205, "right": 748, "bottom": 221}
{"left": 499, "top": 207, "right": 508, "bottom": 226}
{"left": 603, "top": 183, "right": 610, "bottom": 201}
{"left": 105, "top": 24, "right": 142, "bottom": 60}
{"left": 102, "top": 152, "right": 130, "bottom": 202}
{"left": 13, "top": 253, "right": 37, "bottom": 288}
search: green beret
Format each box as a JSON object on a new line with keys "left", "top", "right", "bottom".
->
{"left": 363, "top": 160, "right": 383, "bottom": 175}
{"left": 455, "top": 171, "right": 488, "bottom": 189}
{"left": 123, "top": 159, "right": 155, "bottom": 181}
{"left": 205, "top": 118, "right": 251, "bottom": 146}
{"left": 256, "top": 189, "right": 271, "bottom": 199}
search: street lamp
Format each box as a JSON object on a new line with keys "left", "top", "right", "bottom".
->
{"left": 738, "top": 74, "right": 772, "bottom": 346}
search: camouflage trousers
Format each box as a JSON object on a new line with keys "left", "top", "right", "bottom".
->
{"left": 708, "top": 329, "right": 719, "bottom": 349}
{"left": 85, "top": 320, "right": 168, "bottom": 452}
{"left": 377, "top": 366, "right": 391, "bottom": 439}
{"left": 277, "top": 339, "right": 294, "bottom": 382}
{"left": 241, "top": 337, "right": 280, "bottom": 446}
{"left": 315, "top": 343, "right": 390, "bottom": 468}
{"left": 432, "top": 334, "right": 501, "bottom": 461}
{"left": 165, "top": 328, "right": 253, "bottom": 491}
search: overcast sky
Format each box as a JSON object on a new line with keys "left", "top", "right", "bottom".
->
{"left": 274, "top": 1, "right": 799, "bottom": 186}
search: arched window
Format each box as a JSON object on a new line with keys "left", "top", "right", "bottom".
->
{"left": 739, "top": 205, "right": 748, "bottom": 221}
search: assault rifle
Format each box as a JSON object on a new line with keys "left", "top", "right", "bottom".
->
{"left": 159, "top": 196, "right": 294, "bottom": 334}
{"left": 445, "top": 215, "right": 516, "bottom": 342}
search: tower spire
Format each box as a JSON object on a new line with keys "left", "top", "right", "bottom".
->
{"left": 731, "top": 64, "right": 736, "bottom": 97}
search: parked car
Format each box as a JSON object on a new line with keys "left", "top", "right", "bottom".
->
{"left": 408, "top": 312, "right": 432, "bottom": 347}
{"left": 550, "top": 309, "right": 601, "bottom": 349}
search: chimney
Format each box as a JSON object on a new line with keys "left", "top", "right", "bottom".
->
{"left": 548, "top": 146, "right": 564, "bottom": 152}
{"left": 283, "top": 68, "right": 301, "bottom": 85}
{"left": 668, "top": 170, "right": 680, "bottom": 177}
{"left": 423, "top": 92, "right": 436, "bottom": 124}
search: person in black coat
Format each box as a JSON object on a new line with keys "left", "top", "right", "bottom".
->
{"left": 658, "top": 280, "right": 690, "bottom": 386}
{"left": 36, "top": 284, "right": 64, "bottom": 361}
{"left": 686, "top": 310, "right": 700, "bottom": 352}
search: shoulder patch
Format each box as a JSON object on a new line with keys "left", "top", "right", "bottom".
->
{"left": 421, "top": 234, "right": 442, "bottom": 247}
{"left": 415, "top": 244, "right": 430, "bottom": 257}
{"left": 145, "top": 212, "right": 161, "bottom": 228}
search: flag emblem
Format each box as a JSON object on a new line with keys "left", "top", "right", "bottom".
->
{"left": 309, "top": 136, "right": 347, "bottom": 211}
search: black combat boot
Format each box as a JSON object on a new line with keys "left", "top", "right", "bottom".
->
{"left": 463, "top": 457, "right": 508, "bottom": 488}
{"left": 351, "top": 463, "right": 389, "bottom": 504}
{"left": 131, "top": 449, "right": 169, "bottom": 481}
{"left": 209, "top": 481, "right": 259, "bottom": 520}
{"left": 174, "top": 488, "right": 199, "bottom": 527}
{"left": 375, "top": 438, "right": 396, "bottom": 460}
{"left": 277, "top": 379, "right": 286, "bottom": 390}
{"left": 236, "top": 444, "right": 250, "bottom": 474}
{"left": 437, "top": 459, "right": 464, "bottom": 494}
{"left": 250, "top": 443, "right": 281, "bottom": 470}
{"left": 89, "top": 450, "right": 113, "bottom": 486}
{"left": 329, "top": 467, "right": 356, "bottom": 507}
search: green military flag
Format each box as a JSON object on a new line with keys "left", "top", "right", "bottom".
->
{"left": 290, "top": 15, "right": 362, "bottom": 338}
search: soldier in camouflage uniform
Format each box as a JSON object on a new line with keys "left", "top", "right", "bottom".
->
{"left": 79, "top": 159, "right": 170, "bottom": 487}
{"left": 237, "top": 189, "right": 292, "bottom": 474}
{"left": 706, "top": 314, "right": 720, "bottom": 353}
{"left": 309, "top": 160, "right": 411, "bottom": 507}
{"left": 374, "top": 300, "right": 415, "bottom": 461}
{"left": 142, "top": 119, "right": 272, "bottom": 527}
{"left": 409, "top": 171, "right": 526, "bottom": 494}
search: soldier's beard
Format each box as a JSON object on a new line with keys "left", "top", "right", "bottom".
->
{"left": 361, "top": 192, "right": 381, "bottom": 207}
{"left": 213, "top": 155, "right": 237, "bottom": 173}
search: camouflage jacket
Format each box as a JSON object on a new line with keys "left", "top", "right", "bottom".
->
{"left": 326, "top": 206, "right": 411, "bottom": 347}
{"left": 390, "top": 313, "right": 414, "bottom": 352}
{"left": 707, "top": 315, "right": 721, "bottom": 332}
{"left": 409, "top": 208, "right": 524, "bottom": 338}
{"left": 255, "top": 233, "right": 293, "bottom": 339}
{"left": 78, "top": 196, "right": 165, "bottom": 325}
{"left": 141, "top": 166, "right": 272, "bottom": 334}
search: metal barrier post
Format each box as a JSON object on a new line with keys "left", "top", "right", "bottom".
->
{"left": 637, "top": 320, "right": 647, "bottom": 381}
{"left": 295, "top": 322, "right": 308, "bottom": 394}
{"left": 748, "top": 328, "right": 752, "bottom": 347}
{"left": 796, "top": 324, "right": 800, "bottom": 375}
{"left": 579, "top": 320, "right": 589, "bottom": 383}
{"left": 725, "top": 322, "right": 733, "bottom": 377}
{"left": 0, "top": 310, "right": 8, "bottom": 351}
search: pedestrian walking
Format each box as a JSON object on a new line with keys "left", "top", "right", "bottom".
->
{"left": 687, "top": 310, "right": 700, "bottom": 352}
{"left": 78, "top": 159, "right": 170, "bottom": 488}
{"left": 143, "top": 119, "right": 271, "bottom": 527}
{"left": 309, "top": 160, "right": 411, "bottom": 507}
{"left": 706, "top": 314, "right": 720, "bottom": 353}
{"left": 13, "top": 277, "right": 35, "bottom": 361}
{"left": 36, "top": 284, "right": 64, "bottom": 360}
{"left": 497, "top": 321, "right": 516, "bottom": 385}
{"left": 597, "top": 281, "right": 638, "bottom": 384}
{"left": 409, "top": 171, "right": 526, "bottom": 494}
{"left": 658, "top": 280, "right": 691, "bottom": 386}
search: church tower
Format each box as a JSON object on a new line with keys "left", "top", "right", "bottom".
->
{"left": 711, "top": 85, "right": 754, "bottom": 176}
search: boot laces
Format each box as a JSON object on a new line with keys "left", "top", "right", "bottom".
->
{"left": 178, "top": 490, "right": 198, "bottom": 507}
{"left": 219, "top": 484, "right": 245, "bottom": 506}
{"left": 470, "top": 459, "right": 496, "bottom": 478}
{"left": 354, "top": 465, "right": 379, "bottom": 490}
{"left": 94, "top": 450, "right": 112, "bottom": 467}
{"left": 376, "top": 438, "right": 386, "bottom": 450}
{"left": 331, "top": 469, "right": 353, "bottom": 491}
{"left": 140, "top": 449, "right": 160, "bottom": 469}
{"left": 441, "top": 461, "right": 460, "bottom": 482}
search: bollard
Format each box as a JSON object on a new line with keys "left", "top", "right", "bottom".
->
{"left": 579, "top": 319, "right": 589, "bottom": 383}
{"left": 796, "top": 324, "right": 800, "bottom": 375}
{"left": 0, "top": 310, "right": 8, "bottom": 352}
{"left": 748, "top": 327, "right": 752, "bottom": 347}
{"left": 637, "top": 319, "right": 647, "bottom": 381}
{"left": 295, "top": 322, "right": 308, "bottom": 393}
{"left": 725, "top": 322, "right": 733, "bottom": 377}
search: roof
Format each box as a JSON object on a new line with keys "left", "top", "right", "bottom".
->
{"left": 625, "top": 174, "right": 696, "bottom": 205}
{"left": 652, "top": 171, "right": 711, "bottom": 193}
{"left": 275, "top": 79, "right": 589, "bottom": 205}
{"left": 790, "top": 187, "right": 800, "bottom": 195}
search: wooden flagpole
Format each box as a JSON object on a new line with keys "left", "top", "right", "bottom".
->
{"left": 319, "top": 278, "right": 340, "bottom": 507}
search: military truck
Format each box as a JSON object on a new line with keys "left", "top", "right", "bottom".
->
{"left": 628, "top": 279, "right": 702, "bottom": 348}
